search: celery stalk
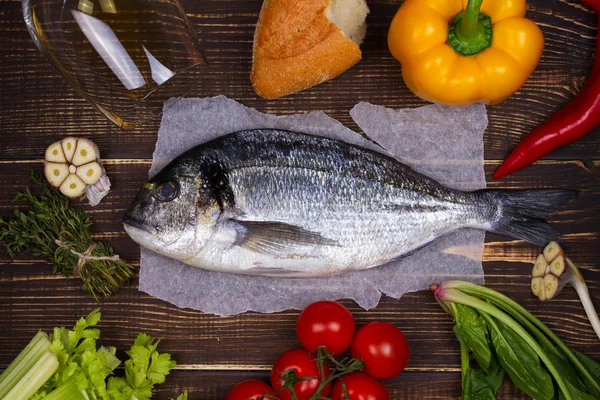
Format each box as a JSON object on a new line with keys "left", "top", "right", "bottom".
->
{"left": 0, "top": 331, "right": 52, "bottom": 398}
{"left": 3, "top": 351, "right": 58, "bottom": 400}
{"left": 42, "top": 380, "right": 86, "bottom": 400}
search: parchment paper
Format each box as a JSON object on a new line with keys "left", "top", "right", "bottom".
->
{"left": 138, "top": 95, "right": 488, "bottom": 316}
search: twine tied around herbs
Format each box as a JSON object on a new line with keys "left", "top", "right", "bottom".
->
{"left": 55, "top": 240, "right": 120, "bottom": 275}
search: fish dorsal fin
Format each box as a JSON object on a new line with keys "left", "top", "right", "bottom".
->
{"left": 230, "top": 219, "right": 337, "bottom": 255}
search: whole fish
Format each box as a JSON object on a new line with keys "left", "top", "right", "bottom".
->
{"left": 123, "top": 129, "right": 575, "bottom": 277}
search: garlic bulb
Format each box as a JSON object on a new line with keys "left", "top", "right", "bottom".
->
{"left": 44, "top": 137, "right": 111, "bottom": 205}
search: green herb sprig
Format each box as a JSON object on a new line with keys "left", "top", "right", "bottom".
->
{"left": 0, "top": 169, "right": 133, "bottom": 299}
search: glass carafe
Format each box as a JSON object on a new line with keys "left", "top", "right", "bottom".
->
{"left": 22, "top": 0, "right": 206, "bottom": 129}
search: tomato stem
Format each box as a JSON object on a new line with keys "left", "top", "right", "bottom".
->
{"left": 277, "top": 369, "right": 312, "bottom": 400}
{"left": 305, "top": 348, "right": 365, "bottom": 400}
{"left": 276, "top": 347, "right": 367, "bottom": 400}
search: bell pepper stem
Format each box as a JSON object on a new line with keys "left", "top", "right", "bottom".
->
{"left": 447, "top": 0, "right": 492, "bottom": 56}
{"left": 459, "top": 0, "right": 484, "bottom": 38}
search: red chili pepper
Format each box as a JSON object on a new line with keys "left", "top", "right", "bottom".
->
{"left": 493, "top": 0, "right": 600, "bottom": 180}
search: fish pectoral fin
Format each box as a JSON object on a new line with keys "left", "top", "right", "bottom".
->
{"left": 229, "top": 219, "right": 337, "bottom": 255}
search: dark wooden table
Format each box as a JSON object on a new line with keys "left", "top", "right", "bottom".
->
{"left": 1, "top": 0, "right": 599, "bottom": 398}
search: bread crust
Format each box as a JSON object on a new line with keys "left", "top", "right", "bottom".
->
{"left": 251, "top": 0, "right": 362, "bottom": 99}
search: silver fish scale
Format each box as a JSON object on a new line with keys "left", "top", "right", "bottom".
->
{"left": 187, "top": 130, "right": 487, "bottom": 275}
{"left": 223, "top": 164, "right": 476, "bottom": 272}
{"left": 207, "top": 130, "right": 443, "bottom": 191}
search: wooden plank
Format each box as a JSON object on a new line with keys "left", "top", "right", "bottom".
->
{"left": 1, "top": 0, "right": 600, "bottom": 160}
{"left": 149, "top": 371, "right": 531, "bottom": 399}
{"left": 0, "top": 162, "right": 598, "bottom": 370}
{"left": 0, "top": 270, "right": 598, "bottom": 371}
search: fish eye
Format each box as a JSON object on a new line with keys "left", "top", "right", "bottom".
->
{"left": 155, "top": 181, "right": 178, "bottom": 202}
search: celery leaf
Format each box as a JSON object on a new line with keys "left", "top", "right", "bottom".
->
{"left": 107, "top": 333, "right": 176, "bottom": 400}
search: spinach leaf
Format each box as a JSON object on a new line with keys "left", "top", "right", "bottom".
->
{"left": 554, "top": 380, "right": 598, "bottom": 400}
{"left": 487, "top": 317, "right": 554, "bottom": 400}
{"left": 540, "top": 343, "right": 587, "bottom": 395}
{"left": 464, "top": 366, "right": 506, "bottom": 400}
{"left": 455, "top": 325, "right": 506, "bottom": 400}
{"left": 572, "top": 349, "right": 600, "bottom": 398}
{"left": 563, "top": 380, "right": 598, "bottom": 400}
{"left": 454, "top": 303, "right": 497, "bottom": 374}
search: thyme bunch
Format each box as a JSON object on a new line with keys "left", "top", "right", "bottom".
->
{"left": 0, "top": 169, "right": 133, "bottom": 299}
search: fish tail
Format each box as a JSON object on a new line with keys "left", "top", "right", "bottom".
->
{"left": 475, "top": 189, "right": 577, "bottom": 246}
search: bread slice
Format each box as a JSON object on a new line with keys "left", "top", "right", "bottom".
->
{"left": 251, "top": 0, "right": 369, "bottom": 99}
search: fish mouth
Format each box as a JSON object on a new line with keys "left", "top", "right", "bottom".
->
{"left": 122, "top": 214, "right": 157, "bottom": 234}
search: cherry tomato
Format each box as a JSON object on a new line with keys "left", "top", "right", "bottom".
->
{"left": 225, "top": 380, "right": 275, "bottom": 400}
{"left": 350, "top": 322, "right": 409, "bottom": 380}
{"left": 296, "top": 301, "right": 355, "bottom": 356}
{"left": 270, "top": 348, "right": 331, "bottom": 400}
{"left": 329, "top": 372, "right": 391, "bottom": 400}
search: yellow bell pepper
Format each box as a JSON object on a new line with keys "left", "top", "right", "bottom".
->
{"left": 388, "top": 0, "right": 544, "bottom": 106}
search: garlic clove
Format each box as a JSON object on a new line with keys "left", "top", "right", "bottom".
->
{"left": 44, "top": 162, "right": 70, "bottom": 188}
{"left": 59, "top": 174, "right": 87, "bottom": 198}
{"left": 61, "top": 137, "right": 78, "bottom": 162}
{"left": 531, "top": 277, "right": 543, "bottom": 297}
{"left": 72, "top": 139, "right": 97, "bottom": 166}
{"left": 543, "top": 241, "right": 563, "bottom": 263}
{"left": 538, "top": 283, "right": 547, "bottom": 301}
{"left": 543, "top": 274, "right": 560, "bottom": 300}
{"left": 532, "top": 254, "right": 547, "bottom": 278}
{"left": 76, "top": 161, "right": 103, "bottom": 185}
{"left": 45, "top": 141, "right": 67, "bottom": 163}
{"left": 550, "top": 254, "right": 566, "bottom": 277}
